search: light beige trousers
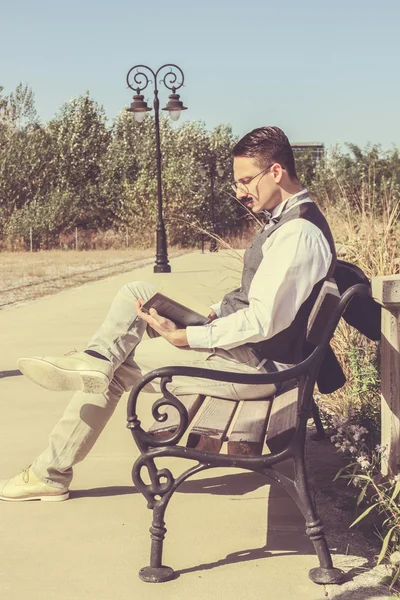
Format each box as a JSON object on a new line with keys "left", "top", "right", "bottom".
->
{"left": 32, "top": 281, "right": 277, "bottom": 487}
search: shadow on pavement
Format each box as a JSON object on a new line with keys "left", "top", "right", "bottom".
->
{"left": 176, "top": 545, "right": 297, "bottom": 576}
{"left": 0, "top": 369, "right": 22, "bottom": 379}
{"left": 178, "top": 471, "right": 267, "bottom": 496}
{"left": 71, "top": 486, "right": 138, "bottom": 498}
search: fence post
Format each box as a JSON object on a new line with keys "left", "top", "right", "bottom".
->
{"left": 75, "top": 227, "right": 78, "bottom": 251}
{"left": 371, "top": 275, "right": 400, "bottom": 476}
{"left": 30, "top": 227, "right": 33, "bottom": 252}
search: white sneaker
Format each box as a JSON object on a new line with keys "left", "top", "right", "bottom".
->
{"left": 0, "top": 467, "right": 69, "bottom": 502}
{"left": 17, "top": 351, "right": 113, "bottom": 394}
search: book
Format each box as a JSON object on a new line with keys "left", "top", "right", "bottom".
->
{"left": 141, "top": 288, "right": 211, "bottom": 328}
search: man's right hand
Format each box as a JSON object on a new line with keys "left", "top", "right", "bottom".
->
{"left": 207, "top": 309, "right": 218, "bottom": 323}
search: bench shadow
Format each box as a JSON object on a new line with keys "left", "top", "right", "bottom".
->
{"left": 178, "top": 471, "right": 267, "bottom": 496}
{"left": 175, "top": 479, "right": 316, "bottom": 577}
{"left": 68, "top": 468, "right": 372, "bottom": 584}
{"left": 0, "top": 369, "right": 22, "bottom": 380}
{"left": 174, "top": 470, "right": 368, "bottom": 580}
{"left": 176, "top": 545, "right": 296, "bottom": 576}
{"left": 70, "top": 486, "right": 138, "bottom": 499}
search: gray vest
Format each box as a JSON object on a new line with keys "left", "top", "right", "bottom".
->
{"left": 220, "top": 194, "right": 337, "bottom": 364}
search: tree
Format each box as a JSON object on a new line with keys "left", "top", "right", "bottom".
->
{"left": 2, "top": 83, "right": 38, "bottom": 129}
{"left": 47, "top": 92, "right": 111, "bottom": 229}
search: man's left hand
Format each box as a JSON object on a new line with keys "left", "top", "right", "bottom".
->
{"left": 136, "top": 299, "right": 189, "bottom": 347}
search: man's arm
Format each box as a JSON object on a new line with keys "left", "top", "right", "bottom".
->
{"left": 186, "top": 219, "right": 333, "bottom": 350}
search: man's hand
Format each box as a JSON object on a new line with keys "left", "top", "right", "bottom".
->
{"left": 207, "top": 309, "right": 218, "bottom": 323}
{"left": 136, "top": 299, "right": 189, "bottom": 347}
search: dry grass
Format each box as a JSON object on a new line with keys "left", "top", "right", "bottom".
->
{"left": 0, "top": 247, "right": 186, "bottom": 309}
{"left": 316, "top": 181, "right": 400, "bottom": 428}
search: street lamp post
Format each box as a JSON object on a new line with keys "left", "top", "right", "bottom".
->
{"left": 126, "top": 64, "right": 187, "bottom": 273}
{"left": 199, "top": 160, "right": 224, "bottom": 252}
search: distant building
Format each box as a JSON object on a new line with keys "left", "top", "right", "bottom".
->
{"left": 291, "top": 142, "right": 325, "bottom": 162}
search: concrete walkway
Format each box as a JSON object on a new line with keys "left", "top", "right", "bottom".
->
{"left": 0, "top": 251, "right": 390, "bottom": 600}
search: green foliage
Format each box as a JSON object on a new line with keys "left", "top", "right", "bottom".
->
{"left": 0, "top": 84, "right": 240, "bottom": 249}
{"left": 333, "top": 443, "right": 400, "bottom": 591}
{"left": 345, "top": 343, "right": 381, "bottom": 442}
{"left": 309, "top": 143, "right": 400, "bottom": 218}
{"left": 1, "top": 82, "right": 400, "bottom": 254}
{"left": 5, "top": 83, "right": 38, "bottom": 128}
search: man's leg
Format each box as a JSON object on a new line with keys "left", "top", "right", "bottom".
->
{"left": 3, "top": 280, "right": 276, "bottom": 500}
{"left": 2, "top": 337, "right": 276, "bottom": 500}
{"left": 133, "top": 337, "right": 278, "bottom": 401}
{"left": 32, "top": 338, "right": 277, "bottom": 489}
{"left": 17, "top": 280, "right": 157, "bottom": 393}
{"left": 31, "top": 363, "right": 144, "bottom": 489}
{"left": 0, "top": 281, "right": 157, "bottom": 501}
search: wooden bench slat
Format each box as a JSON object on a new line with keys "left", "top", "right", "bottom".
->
{"left": 148, "top": 394, "right": 204, "bottom": 439}
{"left": 265, "top": 386, "right": 299, "bottom": 453}
{"left": 227, "top": 399, "right": 272, "bottom": 456}
{"left": 187, "top": 397, "right": 238, "bottom": 453}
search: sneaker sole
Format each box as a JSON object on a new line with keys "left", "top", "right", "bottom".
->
{"left": 0, "top": 491, "right": 69, "bottom": 502}
{"left": 18, "top": 358, "right": 109, "bottom": 394}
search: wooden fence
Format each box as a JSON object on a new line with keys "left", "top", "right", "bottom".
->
{"left": 371, "top": 275, "right": 400, "bottom": 476}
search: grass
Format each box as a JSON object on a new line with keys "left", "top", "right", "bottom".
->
{"left": 0, "top": 247, "right": 186, "bottom": 308}
{"left": 316, "top": 182, "right": 400, "bottom": 426}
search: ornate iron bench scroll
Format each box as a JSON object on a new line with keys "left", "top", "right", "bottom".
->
{"left": 126, "top": 281, "right": 371, "bottom": 584}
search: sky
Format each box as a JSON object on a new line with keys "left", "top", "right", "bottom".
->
{"left": 2, "top": 0, "right": 400, "bottom": 150}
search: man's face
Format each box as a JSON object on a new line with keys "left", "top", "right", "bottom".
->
{"left": 232, "top": 156, "right": 283, "bottom": 213}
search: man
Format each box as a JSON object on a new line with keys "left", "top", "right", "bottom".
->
{"left": 0, "top": 126, "right": 336, "bottom": 502}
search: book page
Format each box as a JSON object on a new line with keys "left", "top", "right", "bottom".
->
{"left": 148, "top": 278, "right": 211, "bottom": 318}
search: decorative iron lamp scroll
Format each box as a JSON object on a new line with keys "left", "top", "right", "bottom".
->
{"left": 126, "top": 64, "right": 187, "bottom": 273}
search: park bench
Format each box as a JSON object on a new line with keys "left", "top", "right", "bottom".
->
{"left": 126, "top": 279, "right": 371, "bottom": 584}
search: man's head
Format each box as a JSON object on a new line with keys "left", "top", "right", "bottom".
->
{"left": 232, "top": 126, "right": 301, "bottom": 213}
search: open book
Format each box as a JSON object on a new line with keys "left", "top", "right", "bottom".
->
{"left": 140, "top": 282, "right": 212, "bottom": 328}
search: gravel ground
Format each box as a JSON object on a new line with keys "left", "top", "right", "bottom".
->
{"left": 0, "top": 248, "right": 186, "bottom": 309}
{"left": 306, "top": 428, "right": 398, "bottom": 599}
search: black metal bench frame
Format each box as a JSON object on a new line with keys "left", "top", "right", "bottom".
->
{"left": 126, "top": 283, "right": 371, "bottom": 584}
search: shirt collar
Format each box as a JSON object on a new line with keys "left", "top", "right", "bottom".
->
{"left": 262, "top": 188, "right": 309, "bottom": 222}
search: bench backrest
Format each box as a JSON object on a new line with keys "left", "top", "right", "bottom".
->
{"left": 265, "top": 278, "right": 341, "bottom": 453}
{"left": 307, "top": 278, "right": 341, "bottom": 346}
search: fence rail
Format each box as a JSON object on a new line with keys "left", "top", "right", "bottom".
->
{"left": 371, "top": 275, "right": 400, "bottom": 475}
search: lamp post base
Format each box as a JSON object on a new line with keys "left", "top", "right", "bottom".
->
{"left": 154, "top": 224, "right": 171, "bottom": 273}
{"left": 154, "top": 264, "right": 171, "bottom": 273}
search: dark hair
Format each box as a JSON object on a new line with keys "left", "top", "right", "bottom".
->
{"left": 232, "top": 126, "right": 298, "bottom": 180}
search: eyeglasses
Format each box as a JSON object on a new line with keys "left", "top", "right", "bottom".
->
{"left": 230, "top": 162, "right": 275, "bottom": 195}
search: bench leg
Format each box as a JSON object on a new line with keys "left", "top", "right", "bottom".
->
{"left": 293, "top": 455, "right": 344, "bottom": 585}
{"left": 139, "top": 502, "right": 176, "bottom": 583}
{"left": 310, "top": 398, "right": 328, "bottom": 441}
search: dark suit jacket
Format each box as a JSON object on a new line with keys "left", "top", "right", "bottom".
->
{"left": 311, "top": 260, "right": 381, "bottom": 394}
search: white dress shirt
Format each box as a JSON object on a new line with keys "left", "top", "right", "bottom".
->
{"left": 186, "top": 190, "right": 333, "bottom": 351}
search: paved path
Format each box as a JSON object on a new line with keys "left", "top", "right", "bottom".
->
{"left": 0, "top": 251, "right": 389, "bottom": 600}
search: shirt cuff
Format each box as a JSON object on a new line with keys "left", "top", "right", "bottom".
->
{"left": 209, "top": 301, "right": 222, "bottom": 317}
{"left": 186, "top": 325, "right": 212, "bottom": 348}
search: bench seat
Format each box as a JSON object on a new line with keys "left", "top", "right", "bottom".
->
{"left": 149, "top": 385, "right": 299, "bottom": 457}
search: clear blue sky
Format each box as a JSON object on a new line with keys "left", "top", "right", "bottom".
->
{"left": 2, "top": 0, "right": 400, "bottom": 149}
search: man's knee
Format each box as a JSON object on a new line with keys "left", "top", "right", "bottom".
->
{"left": 120, "top": 280, "right": 157, "bottom": 301}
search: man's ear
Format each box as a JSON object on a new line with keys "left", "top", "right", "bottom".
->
{"left": 272, "top": 163, "right": 284, "bottom": 183}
